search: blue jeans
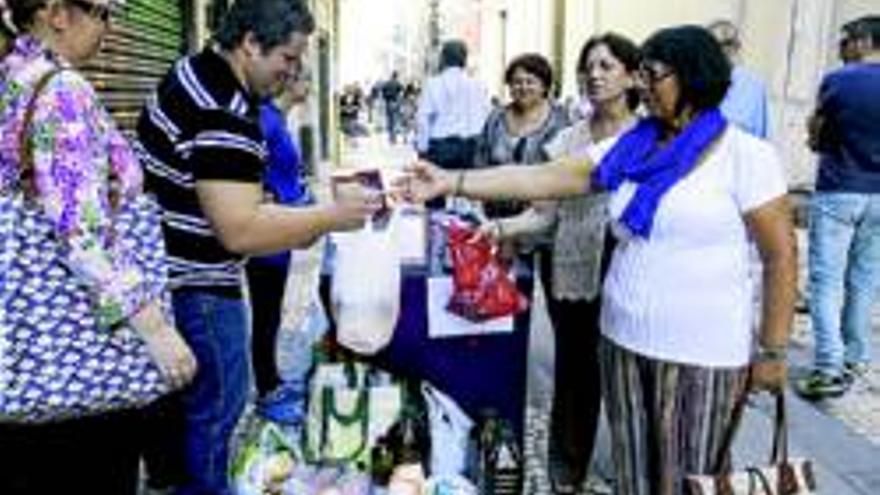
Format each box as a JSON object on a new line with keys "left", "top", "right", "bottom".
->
{"left": 808, "top": 192, "right": 880, "bottom": 376}
{"left": 172, "top": 290, "right": 250, "bottom": 495}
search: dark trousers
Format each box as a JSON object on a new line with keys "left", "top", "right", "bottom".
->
{"left": 246, "top": 255, "right": 291, "bottom": 397}
{"left": 421, "top": 136, "right": 478, "bottom": 209}
{"left": 141, "top": 394, "right": 188, "bottom": 490}
{"left": 539, "top": 239, "right": 613, "bottom": 486}
{"left": 0, "top": 410, "right": 141, "bottom": 494}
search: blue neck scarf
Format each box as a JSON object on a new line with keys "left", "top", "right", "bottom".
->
{"left": 591, "top": 108, "right": 727, "bottom": 238}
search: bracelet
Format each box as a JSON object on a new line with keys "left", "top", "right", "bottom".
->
{"left": 755, "top": 344, "right": 787, "bottom": 361}
{"left": 453, "top": 171, "right": 466, "bottom": 197}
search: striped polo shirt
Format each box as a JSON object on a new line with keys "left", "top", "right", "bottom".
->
{"left": 136, "top": 47, "right": 267, "bottom": 296}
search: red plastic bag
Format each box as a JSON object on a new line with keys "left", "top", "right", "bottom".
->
{"left": 445, "top": 221, "right": 528, "bottom": 322}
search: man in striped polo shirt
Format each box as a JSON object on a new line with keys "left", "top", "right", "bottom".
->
{"left": 136, "top": 1, "right": 377, "bottom": 492}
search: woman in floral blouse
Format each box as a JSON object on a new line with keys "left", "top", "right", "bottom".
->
{"left": 0, "top": 1, "right": 195, "bottom": 493}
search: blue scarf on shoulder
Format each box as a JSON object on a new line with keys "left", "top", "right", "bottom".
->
{"left": 591, "top": 108, "right": 727, "bottom": 238}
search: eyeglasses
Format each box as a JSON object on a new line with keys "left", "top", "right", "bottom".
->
{"left": 67, "top": 0, "right": 113, "bottom": 23}
{"left": 638, "top": 62, "right": 674, "bottom": 86}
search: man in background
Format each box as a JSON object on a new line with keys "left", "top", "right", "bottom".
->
{"left": 415, "top": 39, "right": 490, "bottom": 171}
{"left": 381, "top": 71, "right": 404, "bottom": 143}
{"left": 709, "top": 19, "right": 771, "bottom": 138}
{"left": 798, "top": 15, "right": 880, "bottom": 400}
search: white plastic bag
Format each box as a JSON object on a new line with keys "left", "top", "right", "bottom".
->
{"left": 331, "top": 216, "right": 401, "bottom": 355}
{"left": 422, "top": 383, "right": 474, "bottom": 476}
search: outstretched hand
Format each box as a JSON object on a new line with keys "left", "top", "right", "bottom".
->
{"left": 392, "top": 160, "right": 453, "bottom": 204}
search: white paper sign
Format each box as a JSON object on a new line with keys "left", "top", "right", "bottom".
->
{"left": 427, "top": 277, "right": 514, "bottom": 338}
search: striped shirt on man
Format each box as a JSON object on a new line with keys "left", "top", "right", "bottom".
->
{"left": 136, "top": 47, "right": 267, "bottom": 297}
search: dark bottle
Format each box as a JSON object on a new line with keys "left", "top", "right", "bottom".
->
{"left": 396, "top": 412, "right": 424, "bottom": 465}
{"left": 476, "top": 412, "right": 523, "bottom": 495}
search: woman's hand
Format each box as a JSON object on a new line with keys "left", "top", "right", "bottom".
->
{"left": 141, "top": 323, "right": 199, "bottom": 390}
{"left": 396, "top": 160, "right": 454, "bottom": 203}
{"left": 132, "top": 303, "right": 198, "bottom": 390}
{"left": 477, "top": 219, "right": 506, "bottom": 242}
{"left": 749, "top": 358, "right": 787, "bottom": 393}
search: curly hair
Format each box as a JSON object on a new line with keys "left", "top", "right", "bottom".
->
{"left": 641, "top": 25, "right": 731, "bottom": 113}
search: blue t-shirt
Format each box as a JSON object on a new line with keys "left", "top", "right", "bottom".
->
{"left": 260, "top": 101, "right": 311, "bottom": 205}
{"left": 254, "top": 101, "right": 313, "bottom": 266}
{"left": 815, "top": 63, "right": 880, "bottom": 193}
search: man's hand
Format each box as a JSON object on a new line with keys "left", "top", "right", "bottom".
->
{"left": 330, "top": 181, "right": 382, "bottom": 231}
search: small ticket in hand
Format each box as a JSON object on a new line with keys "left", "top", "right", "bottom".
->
{"left": 332, "top": 168, "right": 392, "bottom": 229}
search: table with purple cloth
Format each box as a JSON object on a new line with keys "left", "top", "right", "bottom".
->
{"left": 320, "top": 211, "right": 533, "bottom": 438}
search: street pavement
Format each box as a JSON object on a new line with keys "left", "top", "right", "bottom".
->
{"left": 272, "top": 133, "right": 880, "bottom": 494}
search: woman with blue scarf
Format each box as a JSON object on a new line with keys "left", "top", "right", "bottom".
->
{"left": 402, "top": 26, "right": 796, "bottom": 495}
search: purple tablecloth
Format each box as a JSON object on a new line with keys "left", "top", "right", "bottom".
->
{"left": 321, "top": 215, "right": 533, "bottom": 437}
{"left": 374, "top": 269, "right": 532, "bottom": 438}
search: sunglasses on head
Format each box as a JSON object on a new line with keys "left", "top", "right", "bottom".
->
{"left": 67, "top": 0, "right": 112, "bottom": 23}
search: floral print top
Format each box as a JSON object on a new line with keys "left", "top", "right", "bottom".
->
{"left": 0, "top": 35, "right": 152, "bottom": 327}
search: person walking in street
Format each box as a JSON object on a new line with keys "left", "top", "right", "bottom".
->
{"left": 0, "top": 1, "right": 196, "bottom": 493}
{"left": 709, "top": 19, "right": 771, "bottom": 139}
{"left": 797, "top": 15, "right": 880, "bottom": 400}
{"left": 381, "top": 70, "right": 404, "bottom": 143}
{"left": 483, "top": 33, "right": 640, "bottom": 494}
{"left": 136, "top": 1, "right": 378, "bottom": 493}
{"left": 415, "top": 40, "right": 490, "bottom": 171}
{"left": 401, "top": 25, "right": 796, "bottom": 495}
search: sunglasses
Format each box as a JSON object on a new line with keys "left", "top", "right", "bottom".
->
{"left": 67, "top": 0, "right": 112, "bottom": 23}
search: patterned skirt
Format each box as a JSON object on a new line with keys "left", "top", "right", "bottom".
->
{"left": 599, "top": 337, "right": 749, "bottom": 495}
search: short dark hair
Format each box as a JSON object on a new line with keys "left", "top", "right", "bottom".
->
{"left": 214, "top": 0, "right": 315, "bottom": 52}
{"left": 504, "top": 53, "right": 554, "bottom": 96}
{"left": 576, "top": 32, "right": 641, "bottom": 110}
{"left": 845, "top": 15, "right": 880, "bottom": 48}
{"left": 439, "top": 40, "right": 467, "bottom": 69}
{"left": 641, "top": 25, "right": 731, "bottom": 112}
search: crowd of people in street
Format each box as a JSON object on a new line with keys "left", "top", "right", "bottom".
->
{"left": 1, "top": 0, "right": 879, "bottom": 494}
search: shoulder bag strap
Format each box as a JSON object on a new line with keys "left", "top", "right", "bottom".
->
{"left": 711, "top": 373, "right": 752, "bottom": 474}
{"left": 712, "top": 383, "right": 789, "bottom": 476}
{"left": 16, "top": 67, "right": 65, "bottom": 197}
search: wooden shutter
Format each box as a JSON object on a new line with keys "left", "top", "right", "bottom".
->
{"left": 83, "top": 0, "right": 186, "bottom": 131}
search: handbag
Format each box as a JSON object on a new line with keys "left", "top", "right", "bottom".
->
{"left": 685, "top": 391, "right": 817, "bottom": 495}
{"left": 303, "top": 361, "right": 403, "bottom": 468}
{"left": 0, "top": 68, "right": 169, "bottom": 423}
